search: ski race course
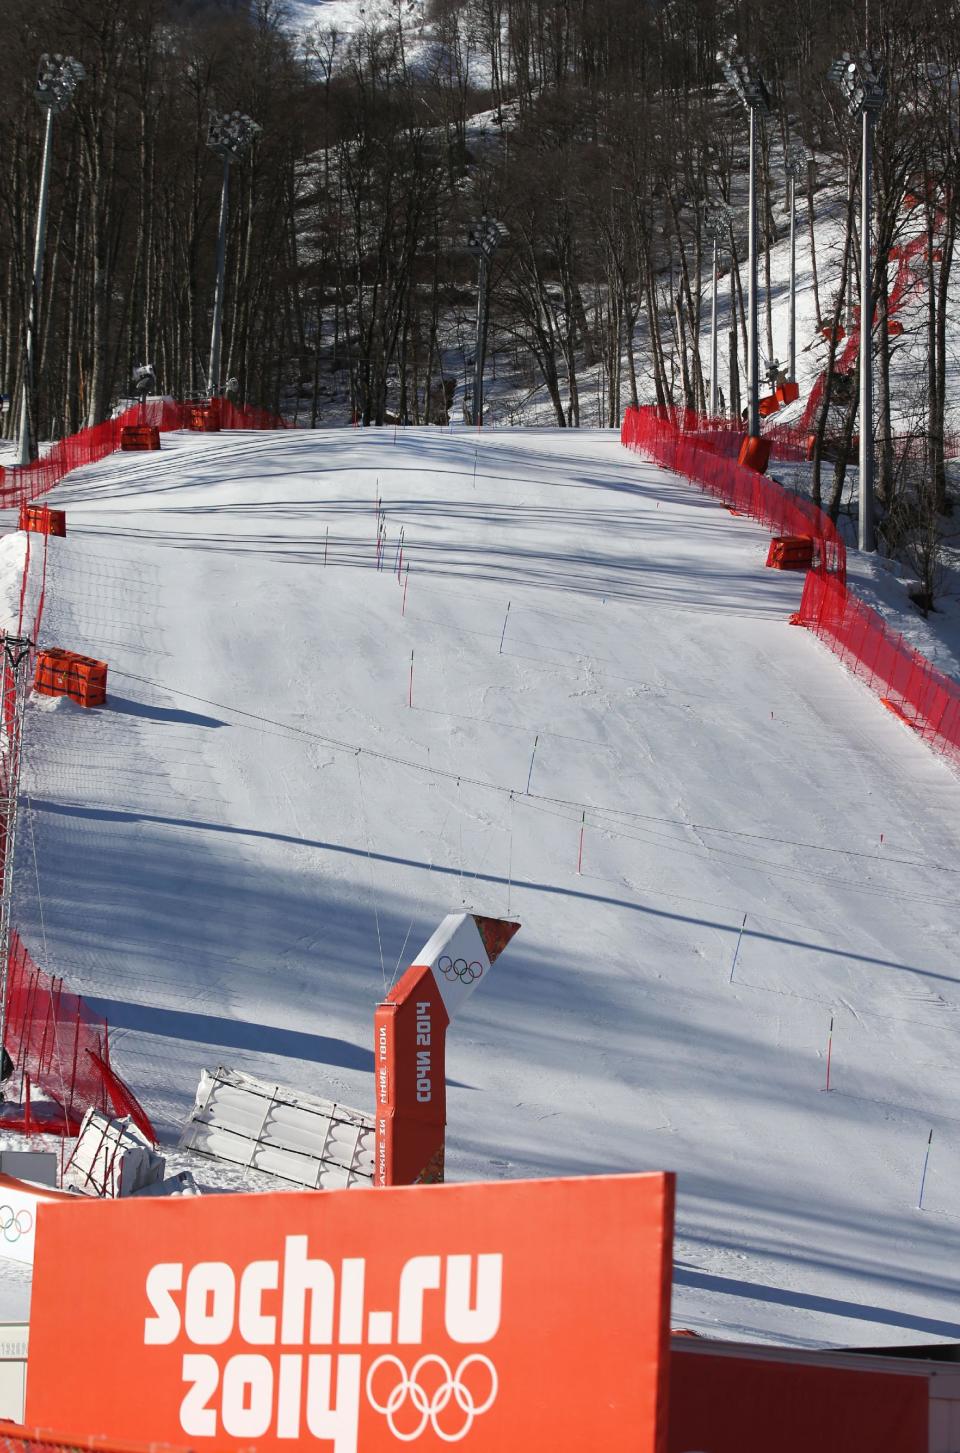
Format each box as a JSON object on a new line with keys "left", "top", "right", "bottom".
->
{"left": 7, "top": 424, "right": 960, "bottom": 1349}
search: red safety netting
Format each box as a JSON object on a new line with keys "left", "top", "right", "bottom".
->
{"left": 799, "top": 218, "right": 945, "bottom": 435}
{"left": 0, "top": 1432, "right": 188, "bottom": 1453}
{"left": 794, "top": 570, "right": 960, "bottom": 769}
{"left": 0, "top": 397, "right": 288, "bottom": 508}
{"left": 0, "top": 453, "right": 158, "bottom": 1143}
{"left": 621, "top": 405, "right": 846, "bottom": 584}
{"left": 2, "top": 931, "right": 157, "bottom": 1143}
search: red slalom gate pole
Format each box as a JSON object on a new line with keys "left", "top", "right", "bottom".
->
{"left": 402, "top": 564, "right": 409, "bottom": 616}
{"left": 825, "top": 1014, "right": 834, "bottom": 1091}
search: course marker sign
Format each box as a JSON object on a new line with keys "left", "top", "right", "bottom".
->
{"left": 27, "top": 1171, "right": 674, "bottom": 1452}
{"left": 375, "top": 913, "right": 519, "bottom": 1187}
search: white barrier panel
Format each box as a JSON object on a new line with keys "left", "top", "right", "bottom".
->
{"left": 179, "top": 1066, "right": 374, "bottom": 1189}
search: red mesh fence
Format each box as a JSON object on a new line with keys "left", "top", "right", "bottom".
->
{"left": 621, "top": 405, "right": 846, "bottom": 584}
{"left": 2, "top": 931, "right": 156, "bottom": 1143}
{"left": 0, "top": 397, "right": 288, "bottom": 508}
{"left": 0, "top": 1432, "right": 189, "bottom": 1453}
{"left": 794, "top": 571, "right": 960, "bottom": 769}
{"left": 799, "top": 221, "right": 944, "bottom": 434}
{"left": 0, "top": 505, "right": 155, "bottom": 1142}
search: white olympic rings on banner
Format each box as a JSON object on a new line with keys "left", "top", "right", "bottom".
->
{"left": 366, "top": 1353, "right": 498, "bottom": 1442}
{"left": 437, "top": 955, "right": 484, "bottom": 985}
{"left": 0, "top": 1206, "right": 32, "bottom": 1244}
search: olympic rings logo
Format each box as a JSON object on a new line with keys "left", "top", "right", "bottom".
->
{"left": 437, "top": 956, "right": 484, "bottom": 985}
{"left": 366, "top": 1354, "right": 498, "bottom": 1442}
{"left": 0, "top": 1206, "right": 32, "bottom": 1244}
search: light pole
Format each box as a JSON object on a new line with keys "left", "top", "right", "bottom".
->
{"left": 0, "top": 635, "right": 33, "bottom": 1062}
{"left": 16, "top": 53, "right": 85, "bottom": 467}
{"left": 830, "top": 52, "right": 885, "bottom": 552}
{"left": 785, "top": 141, "right": 808, "bottom": 384}
{"left": 466, "top": 215, "right": 508, "bottom": 426}
{"left": 206, "top": 110, "right": 261, "bottom": 399}
{"left": 705, "top": 203, "right": 732, "bottom": 416}
{"left": 717, "top": 38, "right": 772, "bottom": 440}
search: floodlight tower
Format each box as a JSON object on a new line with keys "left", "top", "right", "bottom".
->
{"left": 785, "top": 141, "right": 809, "bottom": 384}
{"left": 466, "top": 215, "right": 508, "bottom": 426}
{"left": 830, "top": 52, "right": 885, "bottom": 552}
{"left": 16, "top": 53, "right": 85, "bottom": 467}
{"left": 717, "top": 38, "right": 772, "bottom": 440}
{"left": 206, "top": 110, "right": 262, "bottom": 399}
{"left": 705, "top": 203, "right": 732, "bottom": 416}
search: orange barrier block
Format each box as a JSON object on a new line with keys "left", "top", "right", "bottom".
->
{"left": 119, "top": 425, "right": 161, "bottom": 452}
{"left": 737, "top": 435, "right": 771, "bottom": 474}
{"left": 758, "top": 395, "right": 780, "bottom": 419}
{"left": 34, "top": 650, "right": 107, "bottom": 709}
{"left": 187, "top": 402, "right": 220, "bottom": 432}
{"left": 18, "top": 505, "right": 66, "bottom": 537}
{"left": 766, "top": 535, "right": 814, "bottom": 570}
{"left": 775, "top": 381, "right": 800, "bottom": 406}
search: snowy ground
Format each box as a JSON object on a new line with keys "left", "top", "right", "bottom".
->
{"left": 3, "top": 424, "right": 960, "bottom": 1349}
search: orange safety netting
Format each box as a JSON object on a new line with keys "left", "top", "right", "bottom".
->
{"left": 0, "top": 1431, "right": 189, "bottom": 1453}
{"left": 793, "top": 570, "right": 960, "bottom": 769}
{"left": 0, "top": 398, "right": 288, "bottom": 507}
{"left": 621, "top": 405, "right": 846, "bottom": 584}
{"left": 1, "top": 931, "right": 156, "bottom": 1143}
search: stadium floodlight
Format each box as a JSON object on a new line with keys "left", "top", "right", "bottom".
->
{"left": 705, "top": 202, "right": 732, "bottom": 416}
{"left": 466, "top": 215, "right": 508, "bottom": 427}
{"left": 131, "top": 363, "right": 156, "bottom": 395}
{"left": 206, "top": 111, "right": 262, "bottom": 398}
{"left": 16, "top": 54, "right": 85, "bottom": 466}
{"left": 35, "top": 52, "right": 85, "bottom": 113}
{"left": 785, "top": 141, "right": 809, "bottom": 383}
{"left": 831, "top": 52, "right": 885, "bottom": 552}
{"left": 717, "top": 37, "right": 772, "bottom": 439}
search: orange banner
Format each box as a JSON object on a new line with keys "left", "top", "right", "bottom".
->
{"left": 27, "top": 1172, "right": 674, "bottom": 1452}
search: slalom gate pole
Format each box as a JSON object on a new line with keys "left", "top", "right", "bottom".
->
{"left": 825, "top": 1015, "right": 834, "bottom": 1091}
{"left": 728, "top": 913, "right": 747, "bottom": 984}
{"left": 577, "top": 811, "right": 585, "bottom": 874}
{"left": 918, "top": 1129, "right": 933, "bottom": 1209}
{"left": 525, "top": 734, "right": 539, "bottom": 794}
{"left": 408, "top": 650, "right": 414, "bottom": 708}
{"left": 499, "top": 601, "right": 511, "bottom": 654}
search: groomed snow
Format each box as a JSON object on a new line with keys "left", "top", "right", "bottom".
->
{"left": 7, "top": 424, "right": 960, "bottom": 1349}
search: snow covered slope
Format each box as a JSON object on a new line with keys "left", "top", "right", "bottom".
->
{"left": 10, "top": 425, "right": 960, "bottom": 1349}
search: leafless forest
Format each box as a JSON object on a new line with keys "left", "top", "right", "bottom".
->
{"left": 0, "top": 0, "right": 956, "bottom": 524}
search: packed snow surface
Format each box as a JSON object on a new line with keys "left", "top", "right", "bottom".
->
{"left": 6, "top": 425, "right": 960, "bottom": 1349}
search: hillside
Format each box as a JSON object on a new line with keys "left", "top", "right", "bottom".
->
{"left": 3, "top": 424, "right": 960, "bottom": 1348}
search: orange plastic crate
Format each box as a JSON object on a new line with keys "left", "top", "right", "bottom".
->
{"left": 119, "top": 425, "right": 161, "bottom": 451}
{"left": 19, "top": 505, "right": 66, "bottom": 537}
{"left": 34, "top": 650, "right": 107, "bottom": 709}
{"left": 766, "top": 535, "right": 814, "bottom": 570}
{"left": 187, "top": 403, "right": 220, "bottom": 432}
{"left": 738, "top": 435, "right": 771, "bottom": 474}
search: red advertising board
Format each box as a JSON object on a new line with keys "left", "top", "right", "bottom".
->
{"left": 27, "top": 1171, "right": 674, "bottom": 1453}
{"left": 669, "top": 1346, "right": 929, "bottom": 1453}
